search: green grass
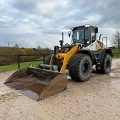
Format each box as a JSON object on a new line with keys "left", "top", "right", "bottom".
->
{"left": 1, "top": 48, "right": 119, "bottom": 72}
{"left": 111, "top": 48, "right": 120, "bottom": 58}
{"left": 112, "top": 48, "right": 119, "bottom": 53}
{"left": 0, "top": 61, "right": 43, "bottom": 72}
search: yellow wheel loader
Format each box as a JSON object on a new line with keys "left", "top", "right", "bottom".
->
{"left": 4, "top": 25, "right": 112, "bottom": 100}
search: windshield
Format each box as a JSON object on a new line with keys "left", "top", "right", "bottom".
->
{"left": 71, "top": 27, "right": 90, "bottom": 44}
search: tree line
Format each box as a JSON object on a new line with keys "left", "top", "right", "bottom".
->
{"left": 0, "top": 47, "right": 53, "bottom": 65}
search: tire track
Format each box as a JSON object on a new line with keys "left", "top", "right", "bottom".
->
{"left": 0, "top": 92, "right": 22, "bottom": 103}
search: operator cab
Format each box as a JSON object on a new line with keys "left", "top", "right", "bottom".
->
{"left": 70, "top": 25, "right": 98, "bottom": 47}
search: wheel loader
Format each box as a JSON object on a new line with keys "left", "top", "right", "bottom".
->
{"left": 4, "top": 25, "right": 112, "bottom": 100}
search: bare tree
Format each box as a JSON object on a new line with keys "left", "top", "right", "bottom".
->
{"left": 13, "top": 44, "right": 19, "bottom": 48}
{"left": 37, "top": 46, "right": 41, "bottom": 50}
{"left": 111, "top": 29, "right": 120, "bottom": 52}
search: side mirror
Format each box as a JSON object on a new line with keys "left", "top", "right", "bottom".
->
{"left": 95, "top": 27, "right": 98, "bottom": 33}
{"left": 59, "top": 40, "right": 64, "bottom": 47}
{"left": 68, "top": 31, "right": 71, "bottom": 37}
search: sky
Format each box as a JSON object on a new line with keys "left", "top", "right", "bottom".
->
{"left": 0, "top": 0, "right": 120, "bottom": 49}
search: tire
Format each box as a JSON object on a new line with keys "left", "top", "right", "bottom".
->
{"left": 44, "top": 55, "right": 62, "bottom": 71}
{"left": 100, "top": 53, "right": 112, "bottom": 74}
{"left": 68, "top": 54, "right": 92, "bottom": 82}
{"left": 37, "top": 55, "right": 52, "bottom": 68}
{"left": 44, "top": 55, "right": 52, "bottom": 64}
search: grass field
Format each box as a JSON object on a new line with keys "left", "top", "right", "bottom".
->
{"left": 0, "top": 48, "right": 120, "bottom": 72}
{"left": 0, "top": 60, "right": 43, "bottom": 72}
{"left": 111, "top": 48, "right": 120, "bottom": 58}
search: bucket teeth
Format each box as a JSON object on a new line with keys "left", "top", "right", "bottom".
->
{"left": 4, "top": 67, "right": 67, "bottom": 100}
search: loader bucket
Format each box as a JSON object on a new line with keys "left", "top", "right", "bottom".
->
{"left": 4, "top": 68, "right": 67, "bottom": 100}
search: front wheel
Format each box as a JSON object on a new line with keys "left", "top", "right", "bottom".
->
{"left": 44, "top": 55, "right": 52, "bottom": 64}
{"left": 68, "top": 54, "right": 92, "bottom": 82}
{"left": 37, "top": 54, "right": 52, "bottom": 68}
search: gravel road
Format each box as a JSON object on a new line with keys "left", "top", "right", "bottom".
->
{"left": 0, "top": 58, "right": 120, "bottom": 120}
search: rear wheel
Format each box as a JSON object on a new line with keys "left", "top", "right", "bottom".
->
{"left": 100, "top": 53, "right": 112, "bottom": 73}
{"left": 68, "top": 54, "right": 92, "bottom": 82}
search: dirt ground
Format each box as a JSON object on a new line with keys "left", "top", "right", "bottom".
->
{"left": 0, "top": 59, "right": 120, "bottom": 120}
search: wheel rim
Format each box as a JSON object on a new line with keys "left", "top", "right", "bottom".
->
{"left": 81, "top": 61, "right": 90, "bottom": 76}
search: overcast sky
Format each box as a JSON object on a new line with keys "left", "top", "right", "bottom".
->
{"left": 0, "top": 0, "right": 120, "bottom": 49}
